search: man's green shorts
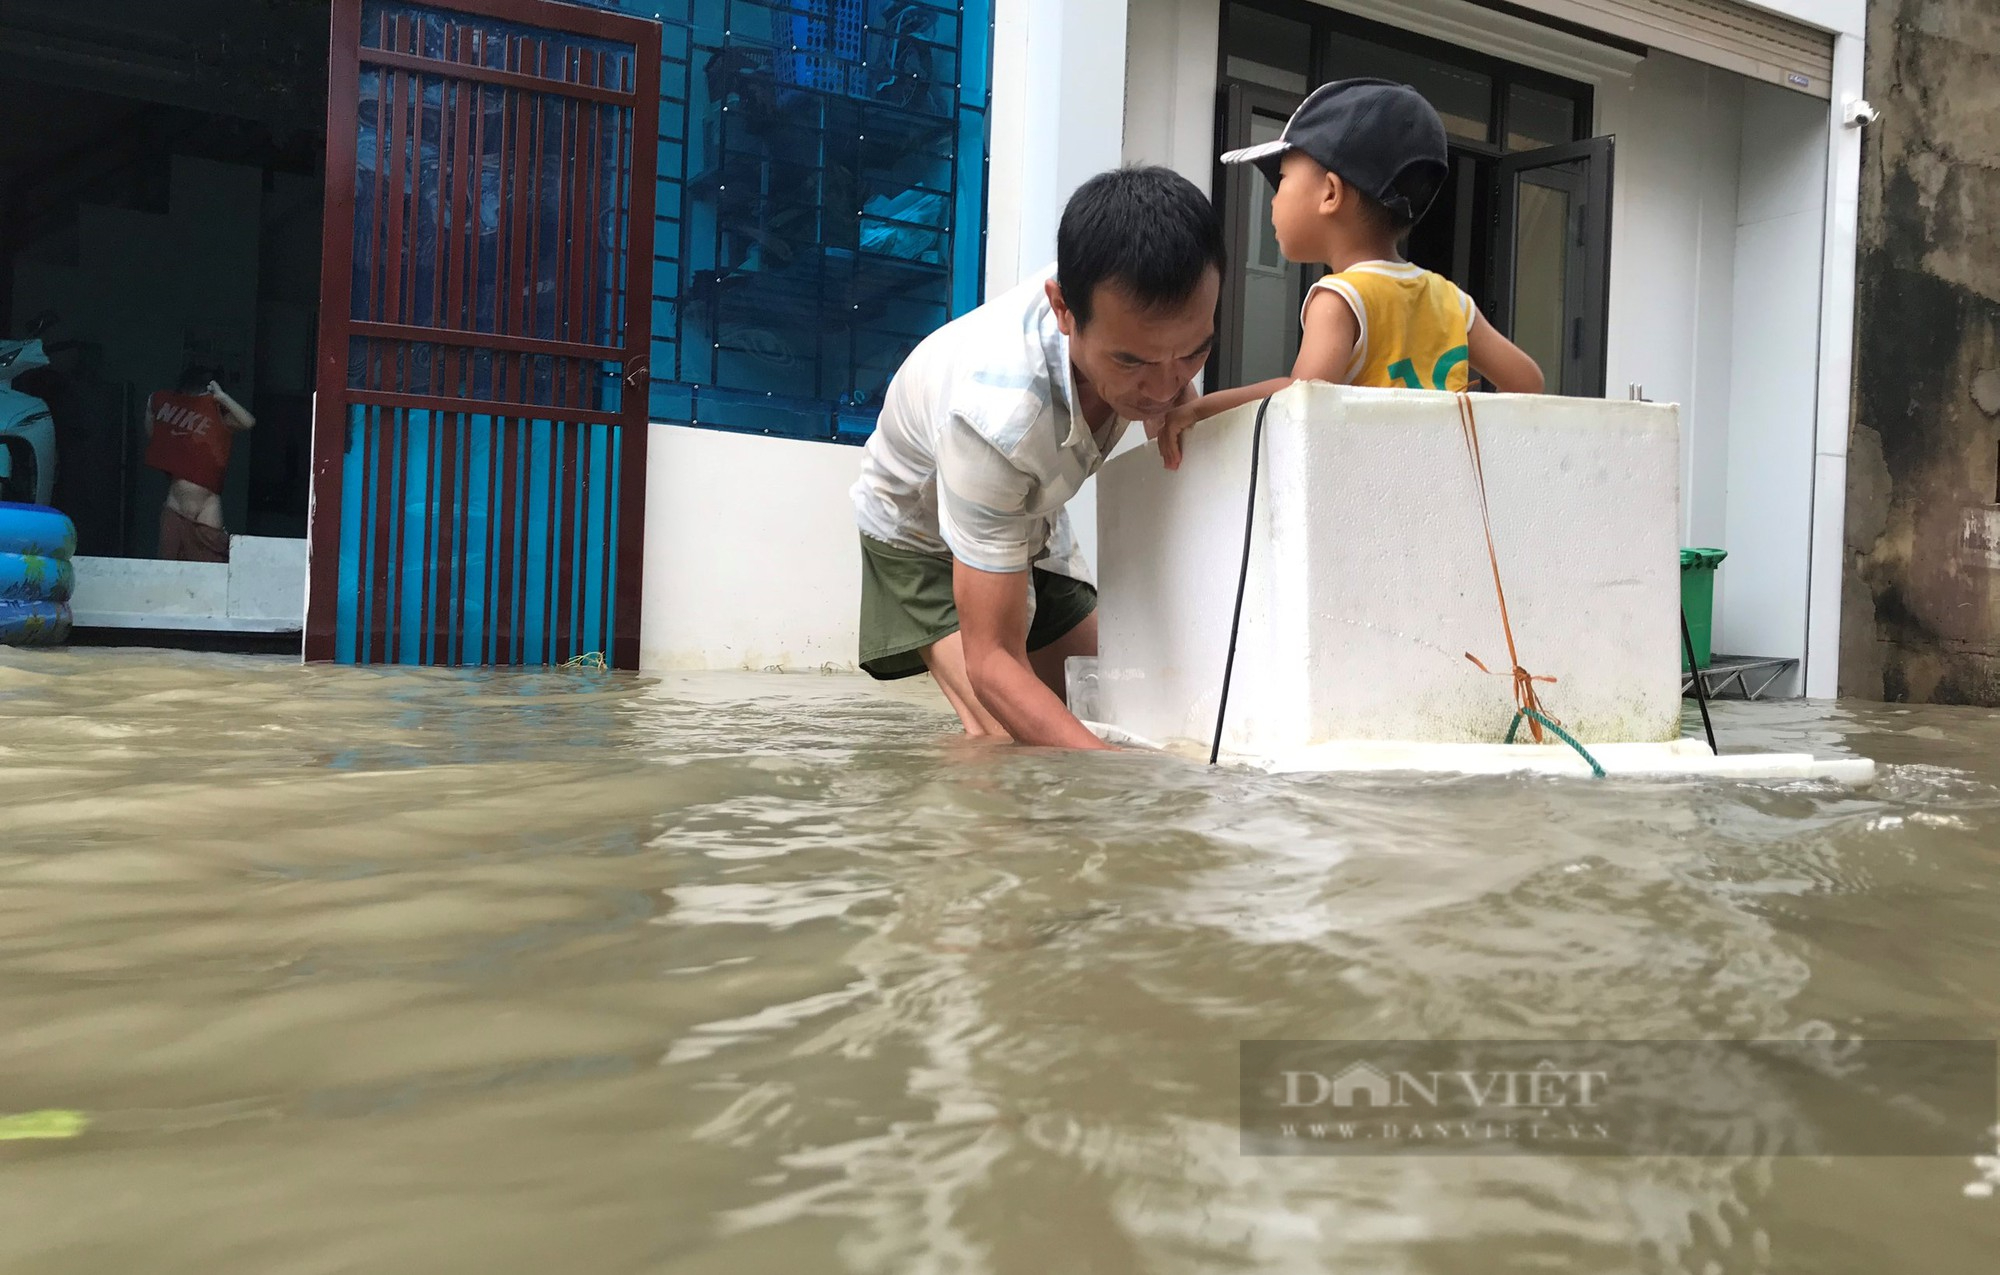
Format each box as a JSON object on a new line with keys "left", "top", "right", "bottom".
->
{"left": 858, "top": 534, "right": 1098, "bottom": 680}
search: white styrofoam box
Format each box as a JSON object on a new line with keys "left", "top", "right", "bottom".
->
{"left": 1095, "top": 383, "right": 1682, "bottom": 754}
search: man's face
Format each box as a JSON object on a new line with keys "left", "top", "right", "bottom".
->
{"left": 1048, "top": 270, "right": 1221, "bottom": 421}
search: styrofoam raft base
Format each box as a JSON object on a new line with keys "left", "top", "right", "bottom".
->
{"left": 1082, "top": 722, "right": 1875, "bottom": 784}
{"left": 1093, "top": 386, "right": 1687, "bottom": 752}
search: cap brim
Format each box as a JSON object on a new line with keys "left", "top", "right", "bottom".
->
{"left": 1219, "top": 139, "right": 1291, "bottom": 167}
{"left": 1219, "top": 139, "right": 1291, "bottom": 189}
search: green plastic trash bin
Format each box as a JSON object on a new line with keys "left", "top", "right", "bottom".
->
{"left": 1681, "top": 548, "right": 1728, "bottom": 671}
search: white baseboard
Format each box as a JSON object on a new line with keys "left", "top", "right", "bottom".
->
{"left": 71, "top": 536, "right": 306, "bottom": 633}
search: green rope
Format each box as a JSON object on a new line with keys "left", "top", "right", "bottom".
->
{"left": 1505, "top": 708, "right": 1607, "bottom": 779}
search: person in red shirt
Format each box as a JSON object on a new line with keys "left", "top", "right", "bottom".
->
{"left": 143, "top": 366, "right": 256, "bottom": 562}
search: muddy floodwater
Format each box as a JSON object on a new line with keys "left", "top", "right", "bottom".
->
{"left": 1, "top": 648, "right": 1997, "bottom": 1273}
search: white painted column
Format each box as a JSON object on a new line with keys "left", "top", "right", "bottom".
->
{"left": 1718, "top": 79, "right": 1823, "bottom": 694}
{"left": 984, "top": 0, "right": 1029, "bottom": 296}
{"left": 1120, "top": 0, "right": 1221, "bottom": 192}
{"left": 986, "top": 0, "right": 1132, "bottom": 293}
{"left": 1804, "top": 30, "right": 1866, "bottom": 700}
{"left": 988, "top": 0, "right": 1132, "bottom": 573}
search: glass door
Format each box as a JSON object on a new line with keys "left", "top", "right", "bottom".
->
{"left": 1494, "top": 137, "right": 1614, "bottom": 397}
{"left": 1213, "top": 82, "right": 1310, "bottom": 391}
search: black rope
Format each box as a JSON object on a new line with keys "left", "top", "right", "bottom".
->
{"left": 1682, "top": 609, "right": 1719, "bottom": 756}
{"left": 1211, "top": 398, "right": 1273, "bottom": 766}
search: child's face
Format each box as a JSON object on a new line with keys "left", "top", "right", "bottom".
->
{"left": 1270, "top": 152, "right": 1333, "bottom": 261}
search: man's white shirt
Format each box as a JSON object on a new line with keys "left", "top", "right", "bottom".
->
{"left": 851, "top": 266, "right": 1130, "bottom": 585}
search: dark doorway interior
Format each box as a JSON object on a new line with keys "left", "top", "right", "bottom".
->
{"left": 0, "top": 0, "right": 329, "bottom": 555}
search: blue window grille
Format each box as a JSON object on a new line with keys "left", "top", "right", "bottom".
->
{"left": 570, "top": 0, "right": 994, "bottom": 443}
{"left": 778, "top": 0, "right": 866, "bottom": 95}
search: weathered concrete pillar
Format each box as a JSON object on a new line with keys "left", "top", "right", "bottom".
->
{"left": 1844, "top": 0, "right": 2000, "bottom": 703}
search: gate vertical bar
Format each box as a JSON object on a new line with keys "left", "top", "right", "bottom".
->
{"left": 306, "top": 0, "right": 364, "bottom": 663}
{"left": 613, "top": 32, "right": 659, "bottom": 672}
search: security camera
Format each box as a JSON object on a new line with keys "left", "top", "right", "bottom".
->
{"left": 1844, "top": 97, "right": 1882, "bottom": 128}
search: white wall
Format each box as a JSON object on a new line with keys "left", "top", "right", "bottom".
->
{"left": 1598, "top": 52, "right": 1744, "bottom": 552}
{"left": 983, "top": 0, "right": 1030, "bottom": 298}
{"left": 992, "top": 0, "right": 1131, "bottom": 289}
{"left": 1805, "top": 29, "right": 1865, "bottom": 699}
{"left": 1122, "top": 0, "right": 1222, "bottom": 190}
{"left": 1721, "top": 81, "right": 1828, "bottom": 683}
{"left": 640, "top": 426, "right": 861, "bottom": 671}
{"left": 1745, "top": 0, "right": 1864, "bottom": 37}
{"left": 1599, "top": 55, "right": 1828, "bottom": 686}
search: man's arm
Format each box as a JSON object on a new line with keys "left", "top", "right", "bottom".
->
{"left": 953, "top": 559, "right": 1111, "bottom": 750}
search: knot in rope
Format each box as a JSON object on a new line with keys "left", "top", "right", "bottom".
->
{"left": 1455, "top": 394, "right": 1602, "bottom": 777}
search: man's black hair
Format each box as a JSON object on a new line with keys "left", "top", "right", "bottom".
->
{"left": 1057, "top": 166, "right": 1225, "bottom": 328}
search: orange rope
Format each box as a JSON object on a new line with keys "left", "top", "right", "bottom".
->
{"left": 1456, "top": 393, "right": 1561, "bottom": 745}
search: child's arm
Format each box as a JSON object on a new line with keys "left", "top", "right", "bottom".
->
{"left": 1467, "top": 312, "right": 1544, "bottom": 395}
{"left": 1153, "top": 289, "right": 1360, "bottom": 470}
{"left": 1147, "top": 376, "right": 1289, "bottom": 470}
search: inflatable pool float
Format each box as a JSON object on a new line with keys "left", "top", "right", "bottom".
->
{"left": 0, "top": 501, "right": 76, "bottom": 560}
{"left": 0, "top": 552, "right": 72, "bottom": 602}
{"left": 0, "top": 503, "right": 74, "bottom": 648}
{"left": 0, "top": 598, "right": 71, "bottom": 647}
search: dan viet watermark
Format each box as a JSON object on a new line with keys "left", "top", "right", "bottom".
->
{"left": 1240, "top": 1040, "right": 1997, "bottom": 1157}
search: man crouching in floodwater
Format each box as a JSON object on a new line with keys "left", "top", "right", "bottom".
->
{"left": 850, "top": 167, "right": 1223, "bottom": 749}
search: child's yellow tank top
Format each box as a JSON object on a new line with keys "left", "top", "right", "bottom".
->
{"left": 1302, "top": 261, "right": 1476, "bottom": 392}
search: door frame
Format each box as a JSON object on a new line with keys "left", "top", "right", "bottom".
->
{"left": 1212, "top": 80, "right": 1305, "bottom": 392}
{"left": 307, "top": 0, "right": 660, "bottom": 667}
{"left": 1493, "top": 135, "right": 1615, "bottom": 398}
{"left": 1217, "top": 0, "right": 1603, "bottom": 156}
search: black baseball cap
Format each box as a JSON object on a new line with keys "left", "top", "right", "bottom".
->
{"left": 1221, "top": 79, "right": 1449, "bottom": 225}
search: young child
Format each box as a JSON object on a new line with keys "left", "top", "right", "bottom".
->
{"left": 1152, "top": 78, "right": 1543, "bottom": 469}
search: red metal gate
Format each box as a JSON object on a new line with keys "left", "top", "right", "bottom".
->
{"left": 308, "top": 0, "right": 659, "bottom": 667}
